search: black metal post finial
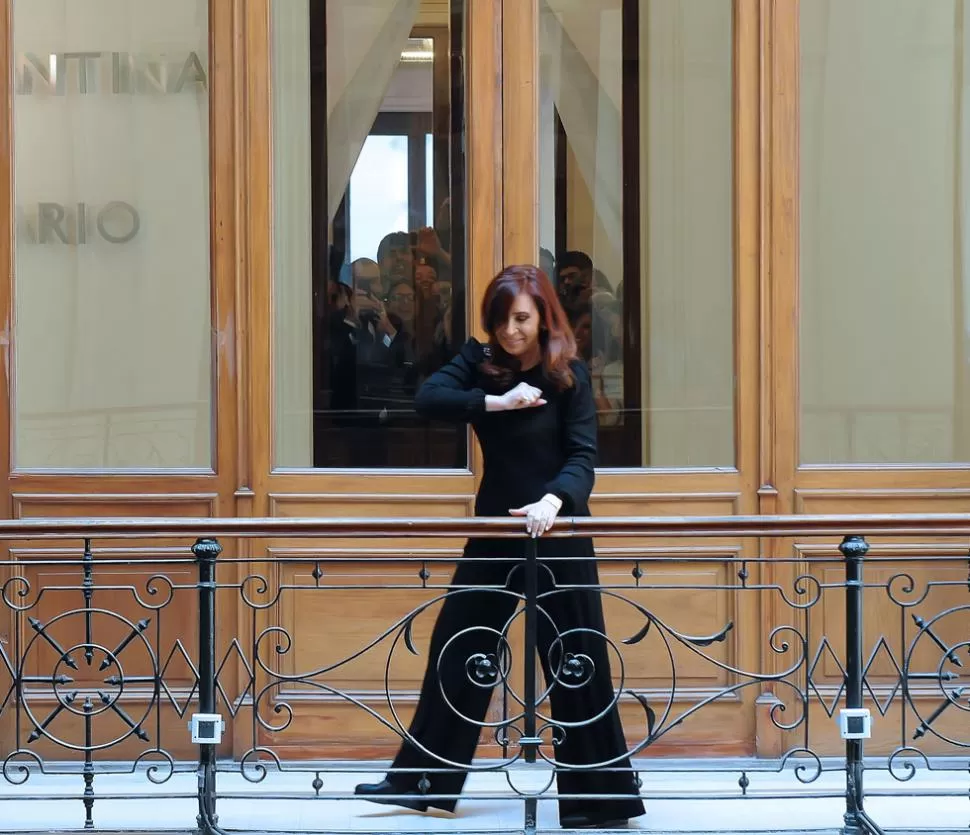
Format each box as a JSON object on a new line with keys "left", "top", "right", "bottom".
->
{"left": 839, "top": 535, "right": 870, "bottom": 561}
{"left": 192, "top": 538, "right": 223, "bottom": 563}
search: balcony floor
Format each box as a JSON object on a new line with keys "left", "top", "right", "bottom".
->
{"left": 0, "top": 760, "right": 966, "bottom": 834}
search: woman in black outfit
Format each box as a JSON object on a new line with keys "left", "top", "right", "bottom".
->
{"left": 355, "top": 265, "right": 645, "bottom": 829}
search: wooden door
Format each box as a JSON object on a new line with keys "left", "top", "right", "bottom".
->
{"left": 765, "top": 0, "right": 970, "bottom": 758}
{"left": 0, "top": 0, "right": 242, "bottom": 762}
{"left": 239, "top": 0, "right": 766, "bottom": 762}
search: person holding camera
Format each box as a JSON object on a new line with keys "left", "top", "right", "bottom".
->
{"left": 329, "top": 259, "right": 417, "bottom": 464}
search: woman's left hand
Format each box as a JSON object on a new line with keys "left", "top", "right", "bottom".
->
{"left": 510, "top": 494, "right": 563, "bottom": 538}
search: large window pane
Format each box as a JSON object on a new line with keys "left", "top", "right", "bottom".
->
{"left": 13, "top": 0, "right": 212, "bottom": 469}
{"left": 273, "top": 1, "right": 466, "bottom": 468}
{"left": 538, "top": 0, "right": 734, "bottom": 468}
{"left": 800, "top": 0, "right": 970, "bottom": 465}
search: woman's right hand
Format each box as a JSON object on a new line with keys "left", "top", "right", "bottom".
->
{"left": 486, "top": 382, "right": 546, "bottom": 412}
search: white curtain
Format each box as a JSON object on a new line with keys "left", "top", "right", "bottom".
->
{"left": 326, "top": 0, "right": 421, "bottom": 221}
{"left": 539, "top": 0, "right": 623, "bottom": 272}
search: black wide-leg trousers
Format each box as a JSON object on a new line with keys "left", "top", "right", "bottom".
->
{"left": 386, "top": 540, "right": 645, "bottom": 823}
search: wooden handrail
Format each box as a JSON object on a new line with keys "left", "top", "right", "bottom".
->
{"left": 0, "top": 513, "right": 968, "bottom": 539}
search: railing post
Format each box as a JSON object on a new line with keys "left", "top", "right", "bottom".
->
{"left": 193, "top": 537, "right": 222, "bottom": 835}
{"left": 521, "top": 537, "right": 539, "bottom": 835}
{"left": 839, "top": 535, "right": 883, "bottom": 835}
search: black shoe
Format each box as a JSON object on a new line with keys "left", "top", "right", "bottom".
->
{"left": 560, "top": 812, "right": 630, "bottom": 829}
{"left": 353, "top": 779, "right": 429, "bottom": 812}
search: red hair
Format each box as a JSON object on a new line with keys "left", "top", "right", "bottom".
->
{"left": 479, "top": 264, "right": 578, "bottom": 390}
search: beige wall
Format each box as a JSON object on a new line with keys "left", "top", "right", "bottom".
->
{"left": 13, "top": 0, "right": 211, "bottom": 468}
{"left": 800, "top": 0, "right": 969, "bottom": 464}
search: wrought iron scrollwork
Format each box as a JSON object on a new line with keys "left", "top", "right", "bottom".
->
{"left": 1, "top": 529, "right": 967, "bottom": 835}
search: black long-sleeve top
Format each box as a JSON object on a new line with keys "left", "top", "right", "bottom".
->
{"left": 415, "top": 338, "right": 597, "bottom": 517}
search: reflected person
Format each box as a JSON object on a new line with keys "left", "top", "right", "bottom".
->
{"left": 557, "top": 250, "right": 594, "bottom": 327}
{"left": 329, "top": 259, "right": 416, "bottom": 463}
{"left": 355, "top": 265, "right": 646, "bottom": 830}
{"left": 377, "top": 231, "right": 414, "bottom": 288}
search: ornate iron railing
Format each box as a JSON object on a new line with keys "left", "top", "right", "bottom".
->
{"left": 0, "top": 515, "right": 968, "bottom": 834}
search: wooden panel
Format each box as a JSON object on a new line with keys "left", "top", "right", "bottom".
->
{"left": 262, "top": 559, "right": 742, "bottom": 691}
{"left": 254, "top": 697, "right": 424, "bottom": 759}
{"left": 591, "top": 492, "right": 741, "bottom": 517}
{"left": 247, "top": 697, "right": 757, "bottom": 760}
{"left": 590, "top": 495, "right": 747, "bottom": 558}
{"left": 7, "top": 705, "right": 212, "bottom": 763}
{"left": 275, "top": 559, "right": 453, "bottom": 690}
{"left": 617, "top": 699, "right": 750, "bottom": 758}
{"left": 767, "top": 0, "right": 799, "bottom": 512}
{"left": 212, "top": 0, "right": 242, "bottom": 496}
{"left": 243, "top": 549, "right": 757, "bottom": 759}
{"left": 758, "top": 0, "right": 798, "bottom": 759}
{"left": 13, "top": 493, "right": 219, "bottom": 519}
{"left": 501, "top": 0, "right": 537, "bottom": 265}
{"left": 266, "top": 493, "right": 474, "bottom": 555}
{"left": 801, "top": 700, "right": 969, "bottom": 758}
{"left": 795, "top": 488, "right": 970, "bottom": 516}
{"left": 242, "top": 0, "right": 273, "bottom": 499}
{"left": 18, "top": 561, "right": 197, "bottom": 683}
{"left": 269, "top": 493, "right": 473, "bottom": 518}
{"left": 736, "top": 0, "right": 762, "bottom": 517}
{"left": 467, "top": 0, "right": 504, "bottom": 327}
{"left": 600, "top": 562, "right": 737, "bottom": 688}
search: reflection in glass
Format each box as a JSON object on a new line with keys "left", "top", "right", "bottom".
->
{"left": 273, "top": 1, "right": 465, "bottom": 468}
{"left": 800, "top": 0, "right": 970, "bottom": 464}
{"left": 538, "top": 0, "right": 734, "bottom": 467}
{"left": 12, "top": 0, "right": 212, "bottom": 469}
